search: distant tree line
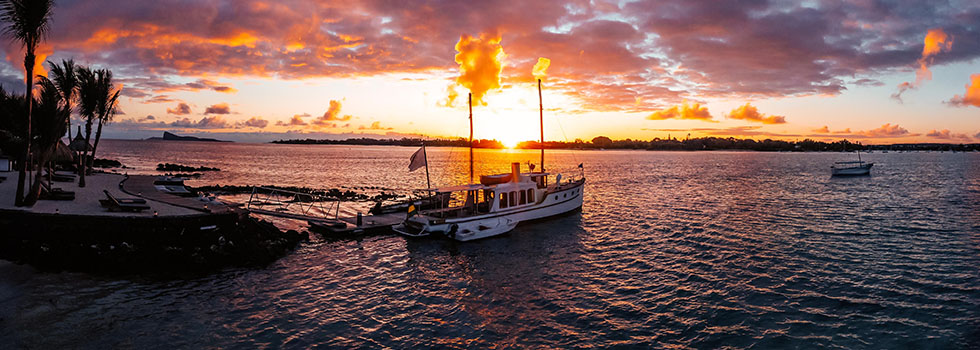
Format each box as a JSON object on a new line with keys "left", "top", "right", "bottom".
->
{"left": 272, "top": 137, "right": 504, "bottom": 148}
{"left": 272, "top": 136, "right": 980, "bottom": 152}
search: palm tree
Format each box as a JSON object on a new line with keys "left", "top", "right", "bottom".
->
{"left": 89, "top": 69, "right": 119, "bottom": 168}
{"left": 48, "top": 59, "right": 78, "bottom": 139}
{"left": 24, "top": 75, "right": 68, "bottom": 204}
{"left": 75, "top": 66, "right": 96, "bottom": 187}
{"left": 1, "top": 0, "right": 54, "bottom": 206}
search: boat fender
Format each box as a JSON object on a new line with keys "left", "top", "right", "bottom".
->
{"left": 447, "top": 223, "right": 459, "bottom": 239}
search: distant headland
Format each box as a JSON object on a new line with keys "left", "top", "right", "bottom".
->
{"left": 148, "top": 131, "right": 231, "bottom": 143}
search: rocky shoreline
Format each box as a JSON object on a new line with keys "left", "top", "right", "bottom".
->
{"left": 0, "top": 209, "right": 308, "bottom": 275}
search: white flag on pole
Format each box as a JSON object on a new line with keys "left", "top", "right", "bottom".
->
{"left": 409, "top": 147, "right": 426, "bottom": 171}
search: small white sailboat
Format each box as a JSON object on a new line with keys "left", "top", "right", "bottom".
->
{"left": 393, "top": 80, "right": 585, "bottom": 241}
{"left": 831, "top": 152, "right": 873, "bottom": 176}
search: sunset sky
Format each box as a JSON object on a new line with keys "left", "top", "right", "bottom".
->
{"left": 1, "top": 0, "right": 978, "bottom": 144}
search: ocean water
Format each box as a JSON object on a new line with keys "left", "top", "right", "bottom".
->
{"left": 1, "top": 140, "right": 978, "bottom": 348}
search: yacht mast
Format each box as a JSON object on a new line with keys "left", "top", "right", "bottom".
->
{"left": 469, "top": 93, "right": 474, "bottom": 183}
{"left": 538, "top": 79, "right": 544, "bottom": 172}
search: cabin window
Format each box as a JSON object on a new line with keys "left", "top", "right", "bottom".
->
{"left": 527, "top": 189, "right": 534, "bottom": 203}
{"left": 519, "top": 190, "right": 527, "bottom": 205}
{"left": 500, "top": 193, "right": 508, "bottom": 208}
{"left": 509, "top": 191, "right": 517, "bottom": 206}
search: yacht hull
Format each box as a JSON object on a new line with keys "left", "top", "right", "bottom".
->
{"left": 831, "top": 164, "right": 872, "bottom": 176}
{"left": 402, "top": 179, "right": 585, "bottom": 241}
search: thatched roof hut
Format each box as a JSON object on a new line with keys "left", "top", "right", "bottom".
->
{"left": 68, "top": 126, "right": 92, "bottom": 152}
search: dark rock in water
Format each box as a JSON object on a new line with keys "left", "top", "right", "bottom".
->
{"left": 0, "top": 210, "right": 307, "bottom": 276}
{"left": 164, "top": 172, "right": 204, "bottom": 178}
{"left": 93, "top": 158, "right": 123, "bottom": 168}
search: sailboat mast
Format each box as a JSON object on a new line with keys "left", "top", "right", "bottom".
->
{"left": 538, "top": 79, "right": 544, "bottom": 172}
{"left": 469, "top": 93, "right": 474, "bottom": 183}
{"left": 422, "top": 141, "right": 431, "bottom": 191}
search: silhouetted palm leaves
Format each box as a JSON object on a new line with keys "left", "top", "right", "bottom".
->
{"left": 1, "top": 0, "right": 54, "bottom": 206}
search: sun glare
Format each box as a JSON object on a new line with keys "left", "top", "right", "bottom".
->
{"left": 500, "top": 137, "right": 520, "bottom": 148}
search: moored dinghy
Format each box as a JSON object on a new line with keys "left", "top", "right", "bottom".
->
{"left": 831, "top": 151, "right": 873, "bottom": 176}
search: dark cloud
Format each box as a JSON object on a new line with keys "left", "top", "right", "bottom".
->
{"left": 171, "top": 116, "right": 230, "bottom": 129}
{"left": 926, "top": 129, "right": 972, "bottom": 141}
{"left": 239, "top": 116, "right": 269, "bottom": 128}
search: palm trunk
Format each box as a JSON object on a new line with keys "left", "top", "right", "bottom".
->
{"left": 25, "top": 144, "right": 54, "bottom": 206}
{"left": 14, "top": 54, "right": 35, "bottom": 207}
{"left": 90, "top": 118, "right": 104, "bottom": 169}
{"left": 78, "top": 118, "right": 93, "bottom": 187}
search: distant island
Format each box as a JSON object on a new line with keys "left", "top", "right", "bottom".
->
{"left": 272, "top": 136, "right": 980, "bottom": 152}
{"left": 148, "top": 131, "right": 231, "bottom": 142}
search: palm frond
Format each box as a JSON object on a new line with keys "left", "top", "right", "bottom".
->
{"left": 47, "top": 58, "right": 77, "bottom": 108}
{"left": 0, "top": 0, "right": 55, "bottom": 51}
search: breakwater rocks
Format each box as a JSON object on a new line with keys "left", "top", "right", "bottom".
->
{"left": 0, "top": 210, "right": 308, "bottom": 275}
{"left": 192, "top": 184, "right": 403, "bottom": 202}
{"left": 156, "top": 163, "right": 220, "bottom": 172}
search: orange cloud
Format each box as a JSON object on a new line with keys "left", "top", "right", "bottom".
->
{"left": 314, "top": 100, "right": 351, "bottom": 125}
{"left": 359, "top": 121, "right": 393, "bottom": 130}
{"left": 947, "top": 74, "right": 980, "bottom": 107}
{"left": 922, "top": 28, "right": 953, "bottom": 57}
{"left": 276, "top": 114, "right": 309, "bottom": 126}
{"left": 440, "top": 85, "right": 459, "bottom": 107}
{"left": 647, "top": 102, "right": 714, "bottom": 122}
{"left": 813, "top": 126, "right": 830, "bottom": 133}
{"left": 532, "top": 57, "right": 550, "bottom": 80}
{"left": 3, "top": 42, "right": 52, "bottom": 79}
{"left": 856, "top": 123, "right": 915, "bottom": 137}
{"left": 726, "top": 103, "right": 786, "bottom": 124}
{"left": 204, "top": 103, "right": 231, "bottom": 114}
{"left": 167, "top": 102, "right": 191, "bottom": 115}
{"left": 894, "top": 28, "right": 953, "bottom": 101}
{"left": 454, "top": 32, "right": 505, "bottom": 106}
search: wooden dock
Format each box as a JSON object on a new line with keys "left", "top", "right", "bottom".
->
{"left": 249, "top": 208, "right": 406, "bottom": 237}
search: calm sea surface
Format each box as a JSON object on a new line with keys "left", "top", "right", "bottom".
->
{"left": 2, "top": 139, "right": 979, "bottom": 348}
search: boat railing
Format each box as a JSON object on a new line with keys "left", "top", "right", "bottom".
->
{"left": 246, "top": 186, "right": 341, "bottom": 220}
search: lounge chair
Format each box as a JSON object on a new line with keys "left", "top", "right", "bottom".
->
{"left": 101, "top": 190, "right": 150, "bottom": 212}
{"left": 45, "top": 171, "right": 76, "bottom": 182}
{"left": 39, "top": 180, "right": 75, "bottom": 200}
